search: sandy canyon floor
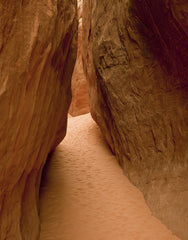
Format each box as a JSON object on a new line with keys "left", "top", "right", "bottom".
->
{"left": 39, "top": 113, "right": 179, "bottom": 240}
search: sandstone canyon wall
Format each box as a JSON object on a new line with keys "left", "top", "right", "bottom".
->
{"left": 0, "top": 1, "right": 77, "bottom": 239}
{"left": 69, "top": 0, "right": 90, "bottom": 116}
{"left": 82, "top": 1, "right": 188, "bottom": 239}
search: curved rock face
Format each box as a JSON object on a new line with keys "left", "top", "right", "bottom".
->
{"left": 0, "top": 1, "right": 77, "bottom": 239}
{"left": 82, "top": 0, "right": 188, "bottom": 239}
{"left": 69, "top": 0, "right": 90, "bottom": 117}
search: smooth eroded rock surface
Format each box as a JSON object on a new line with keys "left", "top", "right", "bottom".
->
{"left": 69, "top": 0, "right": 90, "bottom": 116}
{"left": 39, "top": 114, "right": 179, "bottom": 240}
{"left": 0, "top": 1, "right": 77, "bottom": 239}
{"left": 82, "top": 1, "right": 188, "bottom": 239}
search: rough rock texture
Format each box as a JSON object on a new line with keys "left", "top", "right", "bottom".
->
{"left": 0, "top": 1, "right": 77, "bottom": 239}
{"left": 69, "top": 0, "right": 90, "bottom": 116}
{"left": 82, "top": 1, "right": 188, "bottom": 239}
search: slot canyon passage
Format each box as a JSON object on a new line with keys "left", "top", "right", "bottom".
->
{"left": 0, "top": 0, "right": 187, "bottom": 240}
{"left": 39, "top": 114, "right": 180, "bottom": 240}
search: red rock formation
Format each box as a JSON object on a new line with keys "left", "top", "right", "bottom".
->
{"left": 69, "top": 0, "right": 90, "bottom": 117}
{"left": 82, "top": 1, "right": 188, "bottom": 239}
{"left": 0, "top": 1, "right": 77, "bottom": 239}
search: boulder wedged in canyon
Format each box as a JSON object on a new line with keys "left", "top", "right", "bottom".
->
{"left": 0, "top": 1, "right": 77, "bottom": 239}
{"left": 69, "top": 0, "right": 90, "bottom": 117}
{"left": 82, "top": 1, "right": 188, "bottom": 239}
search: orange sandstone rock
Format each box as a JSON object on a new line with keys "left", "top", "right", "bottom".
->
{"left": 0, "top": 1, "right": 77, "bottom": 239}
{"left": 82, "top": 1, "right": 188, "bottom": 239}
{"left": 69, "top": 0, "right": 90, "bottom": 117}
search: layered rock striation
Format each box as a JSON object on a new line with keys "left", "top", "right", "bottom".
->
{"left": 0, "top": 1, "right": 77, "bottom": 239}
{"left": 82, "top": 1, "right": 188, "bottom": 239}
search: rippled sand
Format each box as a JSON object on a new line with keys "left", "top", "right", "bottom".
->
{"left": 39, "top": 113, "right": 179, "bottom": 240}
